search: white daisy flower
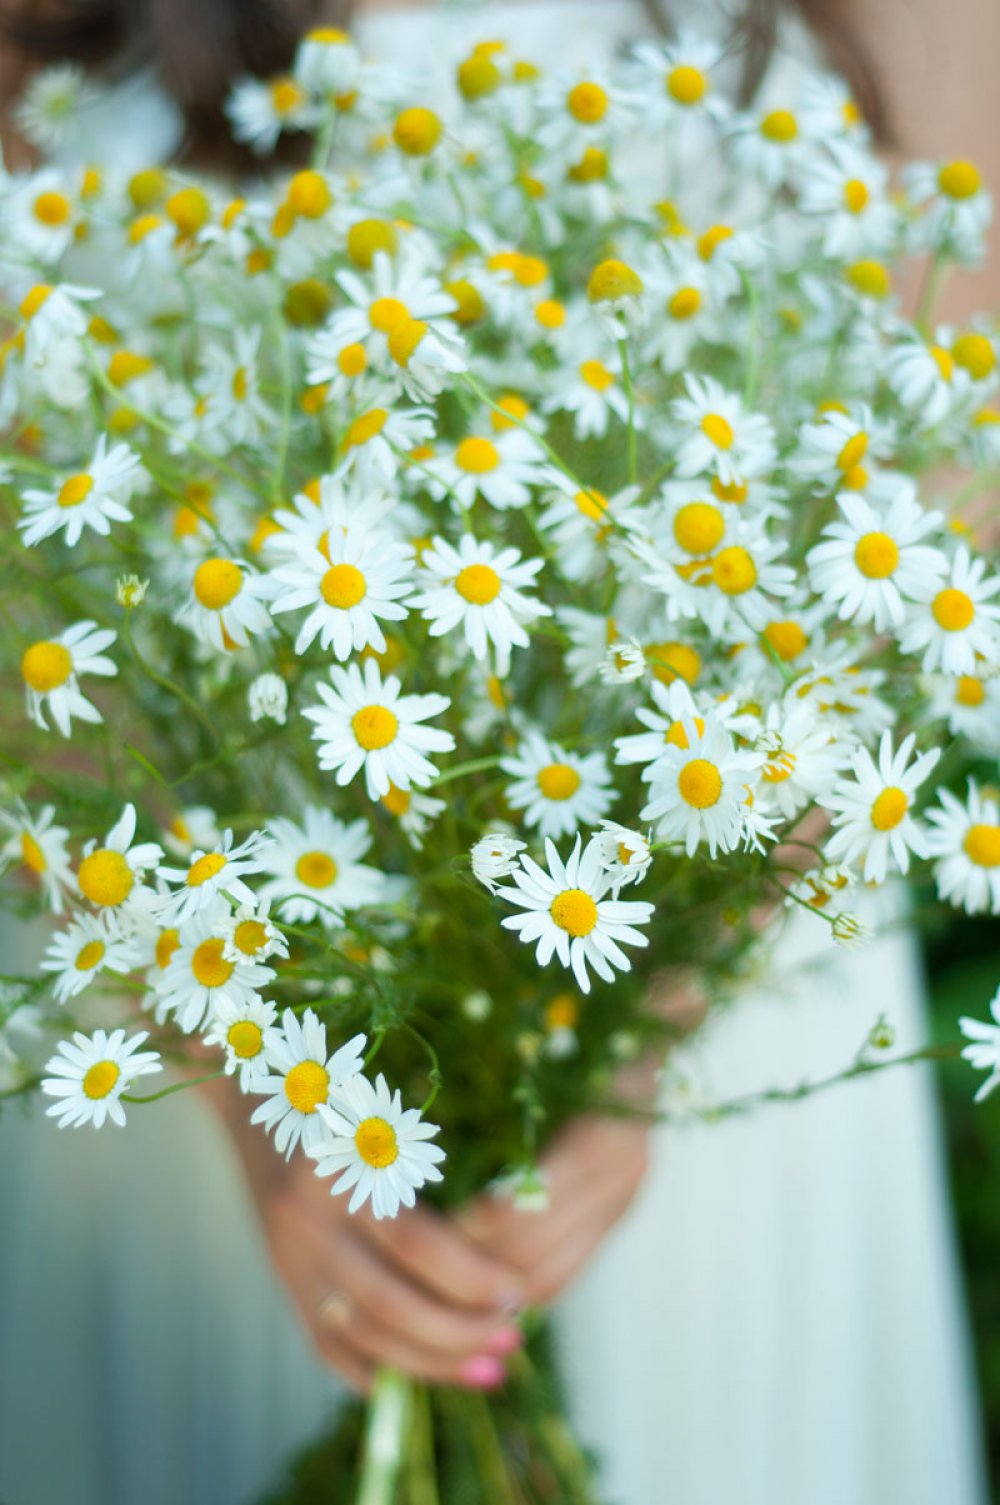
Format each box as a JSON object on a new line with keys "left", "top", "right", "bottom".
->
{"left": 470, "top": 832, "right": 527, "bottom": 893}
{"left": 41, "top": 1027, "right": 161, "bottom": 1129}
{"left": 379, "top": 784, "right": 445, "bottom": 850}
{"left": 18, "top": 436, "right": 140, "bottom": 548}
{"left": 798, "top": 146, "right": 896, "bottom": 259}
{"left": 408, "top": 534, "right": 549, "bottom": 675}
{"left": 671, "top": 375, "right": 776, "bottom": 486}
{"left": 729, "top": 103, "right": 810, "bottom": 188}
{"left": 899, "top": 546, "right": 1000, "bottom": 675}
{"left": 926, "top": 783, "right": 1000, "bottom": 915}
{"left": 310, "top": 250, "right": 458, "bottom": 379}
{"left": 251, "top": 1007, "right": 366, "bottom": 1159}
{"left": 294, "top": 27, "right": 363, "bottom": 95}
{"left": 248, "top": 672, "right": 289, "bottom": 725}
{"left": 822, "top": 730, "right": 941, "bottom": 882}
{"left": 927, "top": 667, "right": 1000, "bottom": 752}
{"left": 614, "top": 677, "right": 703, "bottom": 771}
{"left": 540, "top": 349, "right": 633, "bottom": 440}
{"left": 806, "top": 484, "right": 947, "bottom": 631}
{"left": 753, "top": 702, "right": 846, "bottom": 818}
{"left": 218, "top": 899, "right": 290, "bottom": 966}
{"left": 425, "top": 427, "right": 550, "bottom": 512}
{"left": 496, "top": 835, "right": 654, "bottom": 995}
{"left": 792, "top": 405, "right": 891, "bottom": 492}
{"left": 303, "top": 659, "right": 455, "bottom": 799}
{"left": 797, "top": 72, "right": 870, "bottom": 145}
{"left": 258, "top": 807, "right": 384, "bottom": 928}
{"left": 590, "top": 822, "right": 652, "bottom": 890}
{"left": 536, "top": 69, "right": 639, "bottom": 158}
{"left": 0, "top": 802, "right": 74, "bottom": 914}
{"left": 886, "top": 331, "right": 970, "bottom": 426}
{"left": 338, "top": 405, "right": 434, "bottom": 485}
{"left": 18, "top": 281, "right": 100, "bottom": 365}
{"left": 226, "top": 74, "right": 313, "bottom": 154}
{"left": 20, "top": 620, "right": 117, "bottom": 738}
{"left": 14, "top": 63, "right": 99, "bottom": 149}
{"left": 155, "top": 902, "right": 275, "bottom": 1033}
{"left": 162, "top": 806, "right": 221, "bottom": 859}
{"left": 640, "top": 716, "right": 762, "bottom": 857}
{"left": 543, "top": 992, "right": 581, "bottom": 1060}
{"left": 384, "top": 315, "right": 468, "bottom": 403}
{"left": 310, "top": 1072, "right": 446, "bottom": 1219}
{"left": 788, "top": 863, "right": 859, "bottom": 919}
{"left": 156, "top": 830, "right": 273, "bottom": 925}
{"left": 41, "top": 912, "right": 136, "bottom": 1004}
{"left": 630, "top": 33, "right": 729, "bottom": 126}
{"left": 203, "top": 993, "right": 279, "bottom": 1091}
{"left": 197, "top": 328, "right": 272, "bottom": 448}
{"left": 600, "top": 638, "right": 648, "bottom": 685}
{"left": 540, "top": 482, "right": 640, "bottom": 581}
{"left": 7, "top": 169, "right": 81, "bottom": 262}
{"left": 75, "top": 804, "right": 163, "bottom": 922}
{"left": 174, "top": 555, "right": 273, "bottom": 653}
{"left": 904, "top": 158, "right": 993, "bottom": 263}
{"left": 501, "top": 730, "right": 614, "bottom": 839}
{"left": 959, "top": 988, "right": 1000, "bottom": 1102}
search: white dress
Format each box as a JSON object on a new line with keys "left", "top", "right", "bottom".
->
{"left": 0, "top": 5, "right": 988, "bottom": 1503}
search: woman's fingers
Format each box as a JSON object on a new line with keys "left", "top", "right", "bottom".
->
{"left": 362, "top": 1201, "right": 525, "bottom": 1311}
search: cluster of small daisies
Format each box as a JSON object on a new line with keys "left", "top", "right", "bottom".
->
{"left": 3, "top": 21, "right": 1000, "bottom": 1201}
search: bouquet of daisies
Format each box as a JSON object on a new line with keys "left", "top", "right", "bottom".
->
{"left": 2, "top": 22, "right": 1000, "bottom": 1503}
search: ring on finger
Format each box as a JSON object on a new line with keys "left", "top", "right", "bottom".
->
{"left": 317, "top": 1290, "right": 354, "bottom": 1329}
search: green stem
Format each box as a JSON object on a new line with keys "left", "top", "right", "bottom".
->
{"left": 357, "top": 1368, "right": 411, "bottom": 1505}
{"left": 618, "top": 336, "right": 638, "bottom": 485}
{"left": 122, "top": 1068, "right": 224, "bottom": 1104}
{"left": 120, "top": 612, "right": 221, "bottom": 749}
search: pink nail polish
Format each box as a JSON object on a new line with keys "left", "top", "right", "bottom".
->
{"left": 459, "top": 1354, "right": 506, "bottom": 1389}
{"left": 485, "top": 1326, "right": 523, "bottom": 1358}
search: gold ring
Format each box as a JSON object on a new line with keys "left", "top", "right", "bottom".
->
{"left": 317, "top": 1290, "right": 353, "bottom": 1329}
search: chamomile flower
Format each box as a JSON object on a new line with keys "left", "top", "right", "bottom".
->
{"left": 631, "top": 34, "right": 728, "bottom": 125}
{"left": 8, "top": 169, "right": 81, "bottom": 262}
{"left": 540, "top": 348, "right": 632, "bottom": 440}
{"left": 156, "top": 902, "right": 275, "bottom": 1033}
{"left": 496, "top": 835, "right": 654, "bottom": 995}
{"left": 248, "top": 672, "right": 289, "bottom": 725}
{"left": 501, "top": 731, "right": 614, "bottom": 839}
{"left": 203, "top": 993, "right": 278, "bottom": 1091}
{"left": 218, "top": 899, "right": 289, "bottom": 966}
{"left": 18, "top": 436, "right": 140, "bottom": 547}
{"left": 753, "top": 702, "right": 846, "bottom": 818}
{"left": 41, "top": 1028, "right": 161, "bottom": 1129}
{"left": 671, "top": 375, "right": 776, "bottom": 486}
{"left": 259, "top": 807, "right": 384, "bottom": 928}
{"left": 806, "top": 485, "right": 947, "bottom": 630}
{"left": 156, "top": 830, "right": 273, "bottom": 925}
{"left": 18, "top": 281, "right": 100, "bottom": 364}
{"left": 927, "top": 667, "right": 1000, "bottom": 752}
{"left": 175, "top": 555, "right": 273, "bottom": 653}
{"left": 590, "top": 822, "right": 652, "bottom": 890}
{"left": 886, "top": 331, "right": 971, "bottom": 426}
{"left": 311, "top": 252, "right": 458, "bottom": 378}
{"left": 614, "top": 676, "right": 702, "bottom": 771}
{"left": 640, "top": 716, "right": 762, "bottom": 857}
{"left": 41, "top": 912, "right": 136, "bottom": 1003}
{"left": 904, "top": 158, "right": 993, "bottom": 262}
{"left": 797, "top": 72, "right": 870, "bottom": 145}
{"left": 310, "top": 1072, "right": 445, "bottom": 1218}
{"left": 537, "top": 70, "right": 638, "bottom": 159}
{"left": 792, "top": 405, "right": 891, "bottom": 493}
{"left": 162, "top": 806, "right": 221, "bottom": 859}
{"left": 471, "top": 832, "right": 527, "bottom": 893}
{"left": 14, "top": 63, "right": 99, "bottom": 149}
{"left": 799, "top": 147, "right": 896, "bottom": 259}
{"left": 226, "top": 74, "right": 313, "bottom": 153}
{"left": 600, "top": 638, "right": 648, "bottom": 685}
{"left": 540, "top": 482, "right": 639, "bottom": 581}
{"left": 408, "top": 534, "right": 549, "bottom": 675}
{"left": 197, "top": 328, "right": 272, "bottom": 447}
{"left": 338, "top": 405, "right": 434, "bottom": 485}
{"left": 729, "top": 103, "right": 809, "bottom": 188}
{"left": 379, "top": 784, "right": 445, "bottom": 850}
{"left": 251, "top": 1007, "right": 366, "bottom": 1159}
{"left": 75, "top": 804, "right": 163, "bottom": 922}
{"left": 384, "top": 315, "right": 468, "bottom": 402}
{"left": 959, "top": 988, "right": 1000, "bottom": 1102}
{"left": 294, "top": 27, "right": 362, "bottom": 96}
{"left": 926, "top": 783, "right": 1000, "bottom": 915}
{"left": 822, "top": 730, "right": 940, "bottom": 882}
{"left": 426, "top": 427, "right": 549, "bottom": 512}
{"left": 20, "top": 620, "right": 117, "bottom": 737}
{"left": 899, "top": 546, "right": 1000, "bottom": 675}
{"left": 0, "top": 803, "right": 74, "bottom": 913}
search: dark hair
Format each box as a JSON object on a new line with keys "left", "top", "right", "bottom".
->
{"left": 1, "top": 0, "right": 886, "bottom": 161}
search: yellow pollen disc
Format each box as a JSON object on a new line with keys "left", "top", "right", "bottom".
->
{"left": 701, "top": 412, "right": 733, "bottom": 449}
{"left": 233, "top": 920, "right": 268, "bottom": 955}
{"left": 455, "top": 436, "right": 500, "bottom": 474}
{"left": 648, "top": 641, "right": 700, "bottom": 685}
{"left": 108, "top": 350, "right": 154, "bottom": 387}
{"left": 393, "top": 107, "right": 442, "bottom": 156}
{"left": 487, "top": 674, "right": 507, "bottom": 710}
{"left": 567, "top": 146, "right": 607, "bottom": 183}
{"left": 285, "top": 1059, "right": 330, "bottom": 1113}
{"left": 321, "top": 563, "right": 367, "bottom": 609}
{"left": 306, "top": 26, "right": 349, "bottom": 43}
{"left": 194, "top": 557, "right": 243, "bottom": 610}
{"left": 83, "top": 1060, "right": 120, "bottom": 1100}
{"left": 369, "top": 296, "right": 409, "bottom": 333}
{"left": 445, "top": 278, "right": 486, "bottom": 325}
{"left": 75, "top": 939, "right": 105, "bottom": 971}
{"left": 668, "top": 64, "right": 707, "bottom": 104}
{"left": 345, "top": 408, "right": 388, "bottom": 447}
{"left": 156, "top": 928, "right": 180, "bottom": 969}
{"left": 760, "top": 109, "right": 798, "bottom": 142}
{"left": 34, "top": 191, "right": 72, "bottom": 225}
{"left": 763, "top": 621, "right": 808, "bottom": 661}
{"left": 58, "top": 472, "right": 94, "bottom": 508}
{"left": 956, "top": 676, "right": 985, "bottom": 707}
{"left": 574, "top": 488, "right": 608, "bottom": 522}
{"left": 932, "top": 588, "right": 975, "bottom": 631}
{"left": 455, "top": 563, "right": 502, "bottom": 604}
{"left": 842, "top": 464, "right": 868, "bottom": 491}
{"left": 166, "top": 187, "right": 210, "bottom": 236}
{"left": 514, "top": 254, "right": 548, "bottom": 287}
{"left": 352, "top": 705, "right": 399, "bottom": 750}
{"left": 355, "top": 1115, "right": 400, "bottom": 1167}
{"left": 837, "top": 431, "right": 868, "bottom": 471}
{"left": 191, "top": 938, "right": 234, "bottom": 989}
{"left": 227, "top": 1020, "right": 263, "bottom": 1059}
{"left": 587, "top": 259, "right": 643, "bottom": 302}
{"left": 186, "top": 851, "right": 227, "bottom": 887}
{"left": 965, "top": 824, "right": 1000, "bottom": 867}
{"left": 270, "top": 77, "right": 305, "bottom": 115}
{"left": 20, "top": 284, "right": 53, "bottom": 319}
{"left": 490, "top": 393, "right": 529, "bottom": 431}
{"left": 128, "top": 211, "right": 162, "bottom": 243}
{"left": 928, "top": 345, "right": 954, "bottom": 382}
{"left": 698, "top": 225, "right": 733, "bottom": 261}
{"left": 939, "top": 160, "right": 980, "bottom": 199}
{"left": 295, "top": 851, "right": 338, "bottom": 888}
{"left": 575, "top": 359, "right": 611, "bottom": 393}
{"left": 388, "top": 317, "right": 428, "bottom": 366}
{"left": 952, "top": 333, "right": 995, "bottom": 380}
{"left": 287, "top": 170, "right": 332, "bottom": 219}
{"left": 763, "top": 750, "right": 797, "bottom": 783}
{"left": 844, "top": 178, "right": 869, "bottom": 213}
{"left": 333, "top": 342, "right": 366, "bottom": 379}
{"left": 854, "top": 531, "right": 899, "bottom": 579}
{"left": 678, "top": 758, "right": 723, "bottom": 809}
{"left": 22, "top": 640, "right": 72, "bottom": 693}
{"left": 537, "top": 763, "right": 582, "bottom": 801}
{"left": 550, "top": 888, "right": 599, "bottom": 936}
{"left": 546, "top": 993, "right": 579, "bottom": 1030}
{"left": 458, "top": 53, "right": 502, "bottom": 100}
{"left": 712, "top": 477, "right": 747, "bottom": 504}
{"left": 846, "top": 260, "right": 890, "bottom": 298}
{"left": 535, "top": 299, "right": 566, "bottom": 329}
{"left": 567, "top": 81, "right": 608, "bottom": 123}
{"left": 669, "top": 286, "right": 702, "bottom": 320}
{"left": 381, "top": 782, "right": 412, "bottom": 816}
{"left": 128, "top": 168, "right": 167, "bottom": 209}
{"left": 347, "top": 219, "right": 397, "bottom": 269}
{"left": 232, "top": 366, "right": 248, "bottom": 402}
{"left": 712, "top": 546, "right": 757, "bottom": 595}
{"left": 674, "top": 502, "right": 725, "bottom": 555}
{"left": 871, "top": 787, "right": 908, "bottom": 831}
{"left": 21, "top": 832, "right": 46, "bottom": 873}
{"left": 78, "top": 849, "right": 134, "bottom": 908}
{"left": 664, "top": 715, "right": 704, "bottom": 749}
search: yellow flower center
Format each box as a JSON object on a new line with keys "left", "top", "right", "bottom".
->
{"left": 295, "top": 851, "right": 338, "bottom": 888}
{"left": 287, "top": 170, "right": 332, "bottom": 219}
{"left": 665, "top": 715, "right": 705, "bottom": 749}
{"left": 388, "top": 317, "right": 428, "bottom": 366}
{"left": 929, "top": 344, "right": 954, "bottom": 382}
{"left": 762, "top": 750, "right": 797, "bottom": 784}
{"left": 550, "top": 888, "right": 599, "bottom": 936}
{"left": 270, "top": 77, "right": 305, "bottom": 115}
{"left": 382, "top": 782, "right": 412, "bottom": 816}
{"left": 837, "top": 431, "right": 868, "bottom": 472}
{"left": 455, "top": 563, "right": 502, "bottom": 604}
{"left": 567, "top": 81, "right": 608, "bottom": 123}
{"left": 648, "top": 641, "right": 700, "bottom": 685}
{"left": 194, "top": 557, "right": 243, "bottom": 610}
{"left": 567, "top": 146, "right": 608, "bottom": 183}
{"left": 191, "top": 938, "right": 233, "bottom": 989}
{"left": 674, "top": 502, "right": 725, "bottom": 555}
{"left": 678, "top": 758, "right": 723, "bottom": 809}
{"left": 232, "top": 367, "right": 248, "bottom": 402}
{"left": 352, "top": 705, "right": 399, "bottom": 750}
{"left": 846, "top": 260, "right": 890, "bottom": 299}
{"left": 956, "top": 675, "right": 985, "bottom": 707}
{"left": 393, "top": 107, "right": 442, "bottom": 156}
{"left": 843, "top": 178, "right": 869, "bottom": 214}
{"left": 321, "top": 563, "right": 367, "bottom": 609}
{"left": 369, "top": 296, "right": 409, "bottom": 333}
{"left": 20, "top": 832, "right": 47, "bottom": 873}
{"left": 455, "top": 436, "right": 500, "bottom": 473}
{"left": 579, "top": 359, "right": 614, "bottom": 392}
{"left": 355, "top": 1115, "right": 400, "bottom": 1167}
{"left": 227, "top": 1020, "right": 263, "bottom": 1059}
{"left": 932, "top": 588, "right": 975, "bottom": 631}
{"left": 306, "top": 26, "right": 350, "bottom": 43}
{"left": 75, "top": 939, "right": 106, "bottom": 971}
{"left": 20, "top": 283, "right": 53, "bottom": 319}
{"left": 347, "top": 219, "right": 397, "bottom": 269}
{"left": 166, "top": 187, "right": 210, "bottom": 237}
{"left": 491, "top": 393, "right": 529, "bottom": 431}
{"left": 345, "top": 408, "right": 388, "bottom": 447}
{"left": 128, "top": 167, "right": 167, "bottom": 210}
{"left": 22, "top": 640, "right": 73, "bottom": 692}
{"left": 186, "top": 851, "right": 227, "bottom": 887}
{"left": 854, "top": 531, "right": 899, "bottom": 580}
{"left": 58, "top": 472, "right": 94, "bottom": 508}
{"left": 108, "top": 350, "right": 154, "bottom": 387}
{"left": 77, "top": 849, "right": 134, "bottom": 908}
{"left": 712, "top": 546, "right": 757, "bottom": 595}
{"left": 156, "top": 928, "right": 180, "bottom": 969}
{"left": 698, "top": 225, "right": 733, "bottom": 262}
{"left": 546, "top": 993, "right": 579, "bottom": 1030}
{"left": 128, "top": 212, "right": 163, "bottom": 244}
{"left": 938, "top": 160, "right": 980, "bottom": 199}
{"left": 537, "top": 763, "right": 582, "bottom": 801}
{"left": 285, "top": 1059, "right": 329, "bottom": 1113}
{"left": 669, "top": 286, "right": 702, "bottom": 320}
{"left": 700, "top": 412, "right": 733, "bottom": 449}
{"left": 952, "top": 333, "right": 995, "bottom": 380}
{"left": 83, "top": 1060, "right": 120, "bottom": 1100}
{"left": 964, "top": 824, "right": 1000, "bottom": 867}
{"left": 763, "top": 621, "right": 808, "bottom": 661}
{"left": 712, "top": 477, "right": 747, "bottom": 504}
{"left": 336, "top": 343, "right": 368, "bottom": 378}
{"left": 458, "top": 53, "right": 502, "bottom": 101}
{"left": 233, "top": 920, "right": 268, "bottom": 955}
{"left": 871, "top": 787, "right": 908, "bottom": 831}
{"left": 587, "top": 259, "right": 643, "bottom": 302}
{"left": 536, "top": 299, "right": 566, "bottom": 329}
{"left": 760, "top": 109, "right": 798, "bottom": 142}
{"left": 667, "top": 64, "right": 707, "bottom": 104}
{"left": 34, "top": 191, "right": 72, "bottom": 226}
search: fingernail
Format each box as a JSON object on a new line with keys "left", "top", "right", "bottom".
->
{"left": 459, "top": 1355, "right": 506, "bottom": 1389}
{"left": 485, "top": 1326, "right": 523, "bottom": 1358}
{"left": 497, "top": 1289, "right": 524, "bottom": 1317}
